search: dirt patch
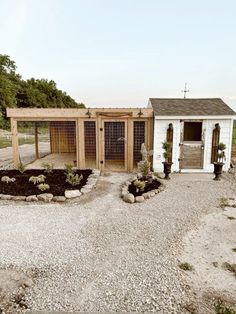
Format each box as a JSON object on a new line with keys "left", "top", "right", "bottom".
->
{"left": 0, "top": 169, "right": 92, "bottom": 196}
{"left": 0, "top": 268, "right": 34, "bottom": 313}
{"left": 128, "top": 178, "right": 161, "bottom": 196}
{"left": 180, "top": 206, "right": 236, "bottom": 312}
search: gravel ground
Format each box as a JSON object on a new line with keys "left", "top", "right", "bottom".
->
{"left": 0, "top": 172, "right": 235, "bottom": 313}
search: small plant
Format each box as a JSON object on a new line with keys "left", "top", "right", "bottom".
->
{"left": 162, "top": 141, "right": 172, "bottom": 162}
{"left": 1, "top": 176, "right": 16, "bottom": 183}
{"left": 222, "top": 262, "right": 236, "bottom": 277}
{"left": 17, "top": 162, "right": 26, "bottom": 173}
{"left": 29, "top": 175, "right": 46, "bottom": 185}
{"left": 65, "top": 172, "right": 83, "bottom": 187}
{"left": 64, "top": 163, "right": 75, "bottom": 174}
{"left": 133, "top": 179, "right": 145, "bottom": 192}
{"left": 219, "top": 197, "right": 229, "bottom": 209}
{"left": 179, "top": 262, "right": 194, "bottom": 271}
{"left": 37, "top": 183, "right": 50, "bottom": 191}
{"left": 137, "top": 160, "right": 151, "bottom": 179}
{"left": 217, "top": 142, "right": 226, "bottom": 163}
{"left": 214, "top": 298, "right": 236, "bottom": 314}
{"left": 41, "top": 162, "right": 54, "bottom": 173}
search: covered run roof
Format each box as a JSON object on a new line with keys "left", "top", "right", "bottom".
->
{"left": 149, "top": 98, "right": 236, "bottom": 116}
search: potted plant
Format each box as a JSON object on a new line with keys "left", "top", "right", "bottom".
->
{"left": 213, "top": 142, "right": 226, "bottom": 180}
{"left": 162, "top": 141, "right": 173, "bottom": 179}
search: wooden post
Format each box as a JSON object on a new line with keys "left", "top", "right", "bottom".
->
{"left": 34, "top": 123, "right": 39, "bottom": 159}
{"left": 127, "top": 119, "right": 133, "bottom": 171}
{"left": 11, "top": 118, "right": 20, "bottom": 166}
{"left": 77, "top": 119, "right": 85, "bottom": 168}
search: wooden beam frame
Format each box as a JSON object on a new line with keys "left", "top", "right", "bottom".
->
{"left": 11, "top": 118, "right": 20, "bottom": 166}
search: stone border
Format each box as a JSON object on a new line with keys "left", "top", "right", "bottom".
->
{"left": 0, "top": 169, "right": 100, "bottom": 203}
{"left": 121, "top": 174, "right": 165, "bottom": 203}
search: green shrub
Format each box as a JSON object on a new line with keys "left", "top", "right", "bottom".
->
{"left": 1, "top": 176, "right": 16, "bottom": 183}
{"left": 29, "top": 175, "right": 46, "bottom": 185}
{"left": 37, "top": 183, "right": 50, "bottom": 191}
{"left": 17, "top": 162, "right": 26, "bottom": 173}
{"left": 41, "top": 162, "right": 54, "bottom": 173}
{"left": 65, "top": 172, "right": 83, "bottom": 186}
{"left": 179, "top": 262, "right": 194, "bottom": 271}
{"left": 214, "top": 298, "right": 236, "bottom": 314}
{"left": 137, "top": 160, "right": 150, "bottom": 178}
{"left": 64, "top": 163, "right": 75, "bottom": 174}
{"left": 133, "top": 179, "right": 145, "bottom": 192}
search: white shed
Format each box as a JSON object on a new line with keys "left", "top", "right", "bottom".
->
{"left": 149, "top": 98, "right": 236, "bottom": 173}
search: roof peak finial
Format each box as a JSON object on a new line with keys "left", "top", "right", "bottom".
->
{"left": 181, "top": 83, "right": 190, "bottom": 99}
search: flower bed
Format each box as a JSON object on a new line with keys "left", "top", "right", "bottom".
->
{"left": 0, "top": 168, "right": 100, "bottom": 202}
{"left": 121, "top": 175, "right": 165, "bottom": 203}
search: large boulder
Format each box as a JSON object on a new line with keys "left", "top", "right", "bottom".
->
{"left": 0, "top": 195, "right": 13, "bottom": 200}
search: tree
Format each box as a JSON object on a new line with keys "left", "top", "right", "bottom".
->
{"left": 0, "top": 54, "right": 85, "bottom": 129}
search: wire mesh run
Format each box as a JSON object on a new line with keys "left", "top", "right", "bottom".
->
{"left": 104, "top": 122, "right": 125, "bottom": 169}
{"left": 50, "top": 121, "right": 76, "bottom": 153}
{"left": 133, "top": 121, "right": 145, "bottom": 164}
{"left": 17, "top": 121, "right": 50, "bottom": 165}
{"left": 84, "top": 121, "right": 96, "bottom": 168}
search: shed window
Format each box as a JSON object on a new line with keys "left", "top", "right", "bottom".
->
{"left": 184, "top": 122, "right": 202, "bottom": 141}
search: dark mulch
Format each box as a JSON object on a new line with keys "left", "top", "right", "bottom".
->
{"left": 128, "top": 178, "right": 161, "bottom": 197}
{"left": 0, "top": 169, "right": 92, "bottom": 196}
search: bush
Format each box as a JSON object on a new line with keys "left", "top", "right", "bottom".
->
{"left": 65, "top": 172, "right": 83, "bottom": 187}
{"left": 64, "top": 163, "right": 75, "bottom": 174}
{"left": 41, "top": 162, "right": 54, "bottom": 173}
{"left": 133, "top": 179, "right": 145, "bottom": 192}
{"left": 29, "top": 175, "right": 46, "bottom": 185}
{"left": 1, "top": 176, "right": 16, "bottom": 183}
{"left": 17, "top": 162, "right": 26, "bottom": 173}
{"left": 37, "top": 183, "right": 50, "bottom": 191}
{"left": 137, "top": 160, "right": 150, "bottom": 178}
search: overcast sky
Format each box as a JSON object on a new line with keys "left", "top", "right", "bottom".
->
{"left": 0, "top": 0, "right": 236, "bottom": 110}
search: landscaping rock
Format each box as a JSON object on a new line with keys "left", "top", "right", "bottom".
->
{"left": 86, "top": 178, "right": 97, "bottom": 186}
{"left": 125, "top": 181, "right": 131, "bottom": 186}
{"left": 135, "top": 196, "right": 145, "bottom": 203}
{"left": 26, "top": 195, "right": 38, "bottom": 202}
{"left": 65, "top": 190, "right": 81, "bottom": 199}
{"left": 0, "top": 194, "right": 13, "bottom": 200}
{"left": 143, "top": 192, "right": 151, "bottom": 199}
{"left": 12, "top": 196, "right": 26, "bottom": 201}
{"left": 149, "top": 191, "right": 156, "bottom": 197}
{"left": 37, "top": 194, "right": 54, "bottom": 203}
{"left": 53, "top": 196, "right": 66, "bottom": 202}
{"left": 123, "top": 193, "right": 135, "bottom": 203}
{"left": 81, "top": 187, "right": 91, "bottom": 194}
{"left": 92, "top": 169, "right": 100, "bottom": 176}
{"left": 84, "top": 184, "right": 94, "bottom": 189}
{"left": 154, "top": 189, "right": 160, "bottom": 194}
{"left": 228, "top": 199, "right": 236, "bottom": 207}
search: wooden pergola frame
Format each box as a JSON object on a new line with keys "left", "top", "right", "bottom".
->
{"left": 7, "top": 108, "right": 154, "bottom": 172}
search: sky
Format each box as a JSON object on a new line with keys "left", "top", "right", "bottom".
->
{"left": 0, "top": 0, "right": 236, "bottom": 110}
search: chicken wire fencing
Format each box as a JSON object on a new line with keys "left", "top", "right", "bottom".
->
{"left": 17, "top": 121, "right": 51, "bottom": 165}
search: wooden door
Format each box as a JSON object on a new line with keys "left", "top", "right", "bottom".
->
{"left": 179, "top": 121, "right": 204, "bottom": 169}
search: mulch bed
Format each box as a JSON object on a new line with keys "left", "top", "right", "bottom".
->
{"left": 128, "top": 178, "right": 161, "bottom": 197}
{"left": 0, "top": 169, "right": 92, "bottom": 196}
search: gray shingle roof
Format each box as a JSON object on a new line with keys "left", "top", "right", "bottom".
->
{"left": 149, "top": 98, "right": 236, "bottom": 116}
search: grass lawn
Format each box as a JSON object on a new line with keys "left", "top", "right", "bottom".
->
{"left": 0, "top": 137, "right": 35, "bottom": 149}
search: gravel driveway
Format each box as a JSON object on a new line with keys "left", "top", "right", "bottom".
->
{"left": 0, "top": 172, "right": 234, "bottom": 313}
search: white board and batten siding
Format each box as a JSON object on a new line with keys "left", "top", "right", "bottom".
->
{"left": 153, "top": 117, "right": 234, "bottom": 173}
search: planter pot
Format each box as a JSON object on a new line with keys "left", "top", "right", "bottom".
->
{"left": 213, "top": 162, "right": 224, "bottom": 181}
{"left": 162, "top": 162, "right": 173, "bottom": 180}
